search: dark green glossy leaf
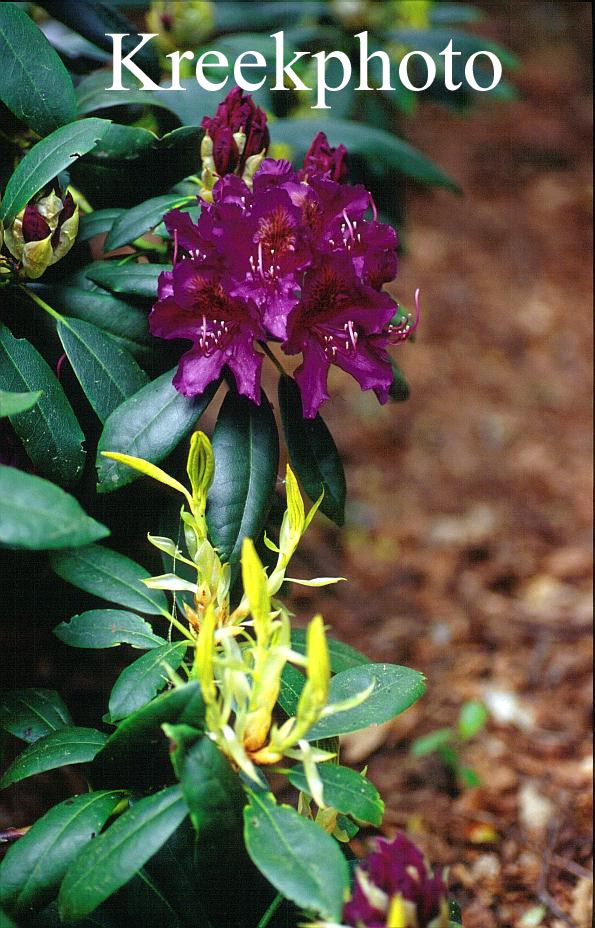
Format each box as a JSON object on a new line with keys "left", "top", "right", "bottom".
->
{"left": 387, "top": 28, "right": 519, "bottom": 70}
{"left": 0, "top": 466, "right": 109, "bottom": 551}
{"left": 85, "top": 263, "right": 170, "bottom": 299}
{"left": 96, "top": 371, "right": 218, "bottom": 493}
{"left": 206, "top": 390, "right": 279, "bottom": 564}
{"left": 76, "top": 71, "right": 179, "bottom": 118}
{"left": 70, "top": 125, "right": 201, "bottom": 209}
{"left": 0, "top": 791, "right": 123, "bottom": 917}
{"left": 0, "top": 390, "right": 42, "bottom": 417}
{"left": 0, "top": 3, "right": 76, "bottom": 136}
{"left": 49, "top": 544, "right": 168, "bottom": 616}
{"left": 277, "top": 663, "right": 426, "bottom": 740}
{"left": 53, "top": 610, "right": 165, "bottom": 650}
{"left": 0, "top": 727, "right": 107, "bottom": 789}
{"left": 308, "top": 663, "right": 426, "bottom": 741}
{"left": 37, "top": 1, "right": 160, "bottom": 79}
{"left": 278, "top": 663, "right": 306, "bottom": 719}
{"left": 108, "top": 642, "right": 189, "bottom": 721}
{"left": 93, "top": 682, "right": 203, "bottom": 789}
{"left": 243, "top": 791, "right": 348, "bottom": 922}
{"left": 279, "top": 375, "right": 346, "bottom": 525}
{"left": 104, "top": 195, "right": 195, "bottom": 251}
{"left": 0, "top": 324, "right": 85, "bottom": 485}
{"left": 0, "top": 689, "right": 72, "bottom": 743}
{"left": 290, "top": 629, "right": 370, "bottom": 675}
{"left": 0, "top": 119, "right": 110, "bottom": 223}
{"left": 58, "top": 786, "right": 188, "bottom": 923}
{"left": 42, "top": 284, "right": 151, "bottom": 358}
{"left": 287, "top": 763, "right": 384, "bottom": 826}
{"left": 78, "top": 209, "right": 124, "bottom": 243}
{"left": 167, "top": 728, "right": 243, "bottom": 836}
{"left": 274, "top": 117, "right": 458, "bottom": 189}
{"left": 389, "top": 357, "right": 410, "bottom": 401}
{"left": 57, "top": 316, "right": 148, "bottom": 423}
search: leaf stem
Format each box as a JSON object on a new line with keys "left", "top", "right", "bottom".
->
{"left": 256, "top": 892, "right": 284, "bottom": 928}
{"left": 20, "top": 284, "right": 65, "bottom": 323}
{"left": 259, "top": 341, "right": 286, "bottom": 377}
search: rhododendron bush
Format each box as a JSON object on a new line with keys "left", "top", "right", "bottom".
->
{"left": 0, "top": 3, "right": 523, "bottom": 926}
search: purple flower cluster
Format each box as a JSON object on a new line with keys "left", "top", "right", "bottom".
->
{"left": 343, "top": 832, "right": 449, "bottom": 927}
{"left": 151, "top": 89, "right": 417, "bottom": 418}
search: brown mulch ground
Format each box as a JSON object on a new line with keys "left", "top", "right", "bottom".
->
{"left": 283, "top": 2, "right": 592, "bottom": 925}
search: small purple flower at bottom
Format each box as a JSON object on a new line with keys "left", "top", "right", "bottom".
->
{"left": 283, "top": 255, "right": 396, "bottom": 418}
{"left": 343, "top": 832, "right": 449, "bottom": 928}
{"left": 150, "top": 266, "right": 265, "bottom": 402}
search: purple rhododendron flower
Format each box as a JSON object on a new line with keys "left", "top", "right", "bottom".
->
{"left": 343, "top": 832, "right": 449, "bottom": 928}
{"left": 283, "top": 255, "right": 395, "bottom": 418}
{"left": 151, "top": 95, "right": 416, "bottom": 411}
{"left": 151, "top": 265, "right": 264, "bottom": 402}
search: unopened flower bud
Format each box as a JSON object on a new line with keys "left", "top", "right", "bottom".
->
{"left": 343, "top": 832, "right": 449, "bottom": 927}
{"left": 4, "top": 186, "right": 79, "bottom": 279}
{"left": 146, "top": 0, "right": 214, "bottom": 54}
{"left": 200, "top": 87, "right": 270, "bottom": 195}
{"left": 298, "top": 131, "right": 349, "bottom": 183}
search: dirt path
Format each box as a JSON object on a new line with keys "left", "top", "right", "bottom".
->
{"left": 285, "top": 3, "right": 592, "bottom": 925}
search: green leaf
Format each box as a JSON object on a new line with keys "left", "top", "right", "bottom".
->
{"left": 0, "top": 909, "right": 16, "bottom": 927}
{"left": 108, "top": 642, "right": 189, "bottom": 721}
{"left": 85, "top": 262, "right": 170, "bottom": 299}
{"left": 457, "top": 700, "right": 488, "bottom": 740}
{"left": 459, "top": 766, "right": 481, "bottom": 788}
{"left": 278, "top": 663, "right": 307, "bottom": 719}
{"left": 0, "top": 3, "right": 76, "bottom": 136}
{"left": 93, "top": 682, "right": 203, "bottom": 789}
{"left": 411, "top": 728, "right": 453, "bottom": 758}
{"left": 243, "top": 792, "right": 348, "bottom": 922}
{"left": 287, "top": 763, "right": 383, "bottom": 826}
{"left": 49, "top": 544, "right": 168, "bottom": 616}
{"left": 279, "top": 375, "right": 346, "bottom": 525}
{"left": 206, "top": 390, "right": 279, "bottom": 564}
{"left": 0, "top": 390, "right": 42, "bottom": 417}
{"left": 96, "top": 371, "right": 218, "bottom": 493}
{"left": 0, "top": 689, "right": 72, "bottom": 743}
{"left": 0, "top": 727, "right": 107, "bottom": 789}
{"left": 167, "top": 729, "right": 244, "bottom": 836}
{"left": 278, "top": 663, "right": 426, "bottom": 741}
{"left": 0, "top": 324, "right": 85, "bottom": 485}
{"left": 57, "top": 316, "right": 148, "bottom": 423}
{"left": 78, "top": 208, "right": 124, "bottom": 243}
{"left": 70, "top": 125, "right": 201, "bottom": 209}
{"left": 0, "top": 119, "right": 110, "bottom": 223}
{"left": 76, "top": 71, "right": 180, "bottom": 119}
{"left": 37, "top": 2, "right": 160, "bottom": 79}
{"left": 0, "top": 466, "right": 109, "bottom": 551}
{"left": 389, "top": 357, "right": 410, "bottom": 402}
{"left": 58, "top": 786, "right": 188, "bottom": 923}
{"left": 104, "top": 195, "right": 195, "bottom": 251}
{"left": 275, "top": 117, "right": 458, "bottom": 190}
{"left": 0, "top": 791, "right": 123, "bottom": 917}
{"left": 388, "top": 28, "right": 519, "bottom": 71}
{"left": 290, "top": 629, "right": 370, "bottom": 675}
{"left": 53, "top": 610, "right": 165, "bottom": 650}
{"left": 42, "top": 284, "right": 151, "bottom": 358}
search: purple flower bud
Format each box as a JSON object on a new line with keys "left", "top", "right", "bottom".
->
{"left": 299, "top": 131, "right": 349, "bottom": 183}
{"left": 201, "top": 87, "right": 270, "bottom": 177}
{"left": 343, "top": 832, "right": 449, "bottom": 927}
{"left": 21, "top": 205, "right": 51, "bottom": 243}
